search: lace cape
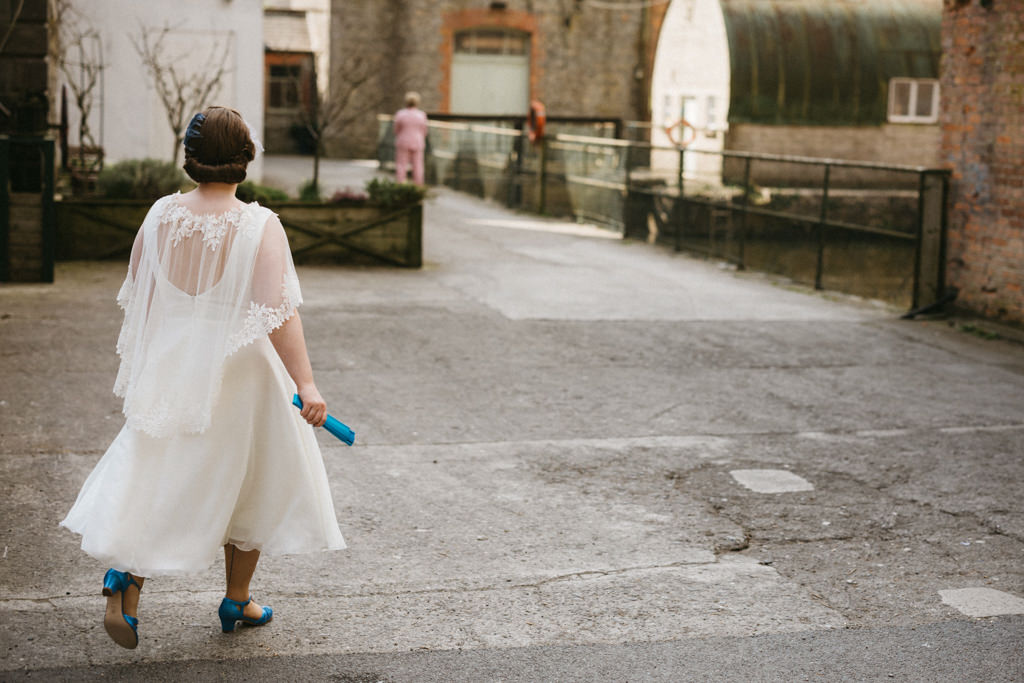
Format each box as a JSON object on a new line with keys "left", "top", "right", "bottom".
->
{"left": 113, "top": 193, "right": 301, "bottom": 438}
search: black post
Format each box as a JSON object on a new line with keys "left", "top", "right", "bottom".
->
{"left": 453, "top": 129, "right": 462, "bottom": 191}
{"left": 41, "top": 139, "right": 56, "bottom": 283}
{"left": 737, "top": 156, "right": 752, "bottom": 270}
{"left": 815, "top": 163, "right": 831, "bottom": 290}
{"left": 937, "top": 172, "right": 950, "bottom": 301}
{"left": 673, "top": 147, "right": 685, "bottom": 252}
{"left": 911, "top": 171, "right": 926, "bottom": 310}
{"left": 509, "top": 128, "right": 525, "bottom": 209}
{"left": 537, "top": 137, "right": 548, "bottom": 215}
{"left": 676, "top": 147, "right": 684, "bottom": 199}
{"left": 0, "top": 138, "right": 9, "bottom": 282}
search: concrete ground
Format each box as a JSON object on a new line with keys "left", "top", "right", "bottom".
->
{"left": 1, "top": 158, "right": 1023, "bottom": 681}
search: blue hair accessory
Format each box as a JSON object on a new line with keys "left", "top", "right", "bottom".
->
{"left": 183, "top": 112, "right": 205, "bottom": 154}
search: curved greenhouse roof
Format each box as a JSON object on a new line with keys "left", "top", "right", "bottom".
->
{"left": 721, "top": 0, "right": 940, "bottom": 125}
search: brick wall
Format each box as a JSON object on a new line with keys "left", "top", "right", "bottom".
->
{"left": 941, "top": 0, "right": 1024, "bottom": 324}
{"left": 328, "top": 0, "right": 662, "bottom": 158}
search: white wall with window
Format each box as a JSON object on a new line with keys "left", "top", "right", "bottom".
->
{"left": 649, "top": 0, "right": 731, "bottom": 178}
{"left": 55, "top": 0, "right": 263, "bottom": 174}
{"left": 265, "top": 0, "right": 330, "bottom": 94}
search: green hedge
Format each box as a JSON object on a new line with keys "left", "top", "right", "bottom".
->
{"left": 96, "top": 159, "right": 189, "bottom": 199}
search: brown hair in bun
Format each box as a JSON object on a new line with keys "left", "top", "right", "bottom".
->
{"left": 182, "top": 106, "right": 256, "bottom": 184}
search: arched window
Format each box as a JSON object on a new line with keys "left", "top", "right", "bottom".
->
{"left": 450, "top": 28, "right": 530, "bottom": 115}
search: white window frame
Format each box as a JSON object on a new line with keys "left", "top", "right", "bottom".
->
{"left": 887, "top": 78, "right": 940, "bottom": 124}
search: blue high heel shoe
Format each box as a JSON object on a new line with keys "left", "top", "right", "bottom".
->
{"left": 102, "top": 568, "right": 141, "bottom": 649}
{"left": 218, "top": 596, "right": 273, "bottom": 633}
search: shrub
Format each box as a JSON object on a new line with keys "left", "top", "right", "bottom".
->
{"left": 96, "top": 159, "right": 188, "bottom": 199}
{"left": 236, "top": 181, "right": 290, "bottom": 204}
{"left": 298, "top": 179, "right": 322, "bottom": 202}
{"left": 365, "top": 178, "right": 427, "bottom": 210}
{"left": 329, "top": 187, "right": 369, "bottom": 203}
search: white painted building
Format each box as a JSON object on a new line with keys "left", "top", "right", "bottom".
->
{"left": 55, "top": 0, "right": 264, "bottom": 177}
{"left": 262, "top": 0, "right": 330, "bottom": 154}
{"left": 264, "top": 0, "right": 330, "bottom": 94}
{"left": 650, "top": 0, "right": 731, "bottom": 179}
{"left": 649, "top": 0, "right": 942, "bottom": 184}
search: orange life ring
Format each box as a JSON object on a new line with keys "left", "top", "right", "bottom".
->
{"left": 664, "top": 118, "right": 697, "bottom": 147}
{"left": 528, "top": 100, "right": 546, "bottom": 143}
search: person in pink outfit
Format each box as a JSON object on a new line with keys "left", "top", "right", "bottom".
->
{"left": 393, "top": 91, "right": 428, "bottom": 185}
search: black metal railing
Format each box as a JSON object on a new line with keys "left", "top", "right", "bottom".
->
{"left": 376, "top": 116, "right": 949, "bottom": 311}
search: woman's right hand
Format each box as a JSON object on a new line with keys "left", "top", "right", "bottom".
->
{"left": 297, "top": 384, "right": 327, "bottom": 427}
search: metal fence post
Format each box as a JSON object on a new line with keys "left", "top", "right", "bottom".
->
{"left": 672, "top": 147, "right": 686, "bottom": 252}
{"left": 624, "top": 143, "right": 632, "bottom": 191}
{"left": 41, "top": 139, "right": 56, "bottom": 283}
{"left": 736, "top": 156, "right": 751, "bottom": 270}
{"left": 537, "top": 137, "right": 548, "bottom": 215}
{"left": 0, "top": 138, "right": 9, "bottom": 282}
{"left": 508, "top": 129, "right": 525, "bottom": 209}
{"left": 453, "top": 129, "right": 462, "bottom": 191}
{"left": 676, "top": 147, "right": 684, "bottom": 198}
{"left": 913, "top": 170, "right": 950, "bottom": 310}
{"left": 815, "top": 163, "right": 831, "bottom": 290}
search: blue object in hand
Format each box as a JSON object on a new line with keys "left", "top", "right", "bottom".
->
{"left": 292, "top": 394, "right": 355, "bottom": 446}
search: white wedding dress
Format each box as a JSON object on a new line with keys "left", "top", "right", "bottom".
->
{"left": 61, "top": 193, "right": 345, "bottom": 577}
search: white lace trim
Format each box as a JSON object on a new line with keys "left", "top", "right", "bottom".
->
{"left": 123, "top": 391, "right": 213, "bottom": 437}
{"left": 113, "top": 271, "right": 135, "bottom": 397}
{"left": 116, "top": 271, "right": 133, "bottom": 310}
{"left": 112, "top": 197, "right": 288, "bottom": 436}
{"left": 161, "top": 199, "right": 257, "bottom": 251}
{"left": 225, "top": 273, "right": 303, "bottom": 355}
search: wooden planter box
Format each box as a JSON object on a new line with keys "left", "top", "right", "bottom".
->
{"left": 55, "top": 198, "right": 423, "bottom": 268}
{"left": 271, "top": 200, "right": 422, "bottom": 268}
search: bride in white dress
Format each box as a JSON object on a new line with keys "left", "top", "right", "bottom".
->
{"left": 61, "top": 106, "right": 346, "bottom": 649}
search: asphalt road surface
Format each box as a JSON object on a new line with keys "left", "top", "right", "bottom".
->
{"left": 2, "top": 164, "right": 1022, "bottom": 681}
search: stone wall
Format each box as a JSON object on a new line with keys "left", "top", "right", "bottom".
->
{"left": 726, "top": 123, "right": 943, "bottom": 169}
{"left": 722, "top": 123, "right": 943, "bottom": 188}
{"left": 941, "top": 0, "right": 1024, "bottom": 324}
{"left": 328, "top": 0, "right": 660, "bottom": 158}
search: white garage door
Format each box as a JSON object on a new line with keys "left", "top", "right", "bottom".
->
{"left": 450, "top": 29, "right": 530, "bottom": 115}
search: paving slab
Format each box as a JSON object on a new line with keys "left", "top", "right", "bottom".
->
{"left": 939, "top": 587, "right": 1024, "bottom": 618}
{"left": 729, "top": 468, "right": 815, "bottom": 493}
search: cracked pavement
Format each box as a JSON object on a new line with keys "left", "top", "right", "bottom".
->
{"left": 1, "top": 163, "right": 1023, "bottom": 681}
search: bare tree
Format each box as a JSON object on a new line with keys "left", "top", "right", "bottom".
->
{"left": 295, "top": 49, "right": 431, "bottom": 193}
{"left": 49, "top": 0, "right": 104, "bottom": 165}
{"left": 293, "top": 53, "right": 381, "bottom": 194}
{"left": 132, "top": 24, "right": 231, "bottom": 164}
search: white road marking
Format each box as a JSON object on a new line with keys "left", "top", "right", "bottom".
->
{"left": 938, "top": 587, "right": 1024, "bottom": 617}
{"left": 730, "top": 469, "right": 814, "bottom": 493}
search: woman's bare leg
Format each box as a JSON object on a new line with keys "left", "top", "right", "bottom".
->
{"left": 224, "top": 544, "right": 266, "bottom": 619}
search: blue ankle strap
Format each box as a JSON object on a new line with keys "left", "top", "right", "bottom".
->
{"left": 221, "top": 596, "right": 252, "bottom": 609}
